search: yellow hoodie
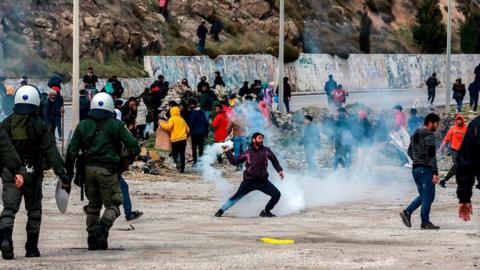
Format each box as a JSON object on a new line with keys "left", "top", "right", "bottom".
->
{"left": 160, "top": 107, "right": 190, "bottom": 142}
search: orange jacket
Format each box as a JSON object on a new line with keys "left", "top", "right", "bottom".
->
{"left": 443, "top": 114, "right": 467, "bottom": 151}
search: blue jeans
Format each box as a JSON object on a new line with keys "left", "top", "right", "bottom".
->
{"left": 454, "top": 97, "right": 463, "bottom": 112}
{"left": 304, "top": 145, "right": 317, "bottom": 170}
{"left": 406, "top": 167, "right": 435, "bottom": 224}
{"left": 119, "top": 175, "right": 132, "bottom": 217}
{"left": 233, "top": 136, "right": 246, "bottom": 159}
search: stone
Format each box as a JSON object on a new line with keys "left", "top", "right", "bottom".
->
{"left": 83, "top": 16, "right": 100, "bottom": 28}
{"left": 34, "top": 18, "right": 51, "bottom": 28}
{"left": 95, "top": 47, "right": 105, "bottom": 64}
{"left": 245, "top": 0, "right": 271, "bottom": 19}
{"left": 42, "top": 41, "right": 62, "bottom": 61}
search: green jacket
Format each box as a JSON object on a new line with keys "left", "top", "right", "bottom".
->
{"left": 0, "top": 113, "right": 66, "bottom": 176}
{"left": 65, "top": 118, "right": 140, "bottom": 173}
{"left": 0, "top": 128, "right": 22, "bottom": 175}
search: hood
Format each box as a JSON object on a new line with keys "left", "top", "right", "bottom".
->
{"left": 455, "top": 114, "right": 465, "bottom": 126}
{"left": 170, "top": 106, "right": 180, "bottom": 117}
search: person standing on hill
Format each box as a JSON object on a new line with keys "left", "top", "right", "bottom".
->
{"left": 197, "top": 22, "right": 208, "bottom": 54}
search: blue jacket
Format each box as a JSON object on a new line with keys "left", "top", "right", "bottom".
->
{"left": 188, "top": 108, "right": 209, "bottom": 136}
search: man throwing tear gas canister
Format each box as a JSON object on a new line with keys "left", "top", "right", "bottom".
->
{"left": 215, "top": 132, "right": 285, "bottom": 218}
{"left": 0, "top": 85, "right": 71, "bottom": 260}
{"left": 66, "top": 93, "right": 140, "bottom": 250}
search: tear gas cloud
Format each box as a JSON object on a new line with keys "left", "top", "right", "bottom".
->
{"left": 200, "top": 100, "right": 415, "bottom": 217}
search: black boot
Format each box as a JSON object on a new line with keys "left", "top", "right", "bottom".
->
{"left": 87, "top": 234, "right": 98, "bottom": 251}
{"left": 25, "top": 233, "right": 40, "bottom": 257}
{"left": 0, "top": 228, "right": 14, "bottom": 260}
{"left": 92, "top": 223, "right": 109, "bottom": 250}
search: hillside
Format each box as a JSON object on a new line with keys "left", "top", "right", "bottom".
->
{"left": 0, "top": 0, "right": 473, "bottom": 78}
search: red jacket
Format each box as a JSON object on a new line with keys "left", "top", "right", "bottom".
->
{"left": 443, "top": 114, "right": 467, "bottom": 151}
{"left": 211, "top": 112, "right": 229, "bottom": 142}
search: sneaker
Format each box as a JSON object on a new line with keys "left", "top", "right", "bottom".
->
{"left": 399, "top": 210, "right": 412, "bottom": 228}
{"left": 126, "top": 211, "right": 143, "bottom": 222}
{"left": 439, "top": 180, "right": 447, "bottom": 188}
{"left": 421, "top": 222, "right": 440, "bottom": 230}
{"left": 259, "top": 210, "right": 276, "bottom": 217}
{"left": 215, "top": 209, "right": 224, "bottom": 217}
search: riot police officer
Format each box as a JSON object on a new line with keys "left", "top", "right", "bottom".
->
{"left": 0, "top": 85, "right": 70, "bottom": 260}
{"left": 66, "top": 93, "right": 140, "bottom": 250}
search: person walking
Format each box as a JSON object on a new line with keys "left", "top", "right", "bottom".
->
{"left": 438, "top": 114, "right": 467, "bottom": 188}
{"left": 188, "top": 99, "right": 209, "bottom": 165}
{"left": 214, "top": 133, "right": 285, "bottom": 218}
{"left": 426, "top": 73, "right": 441, "bottom": 106}
{"left": 160, "top": 107, "right": 190, "bottom": 173}
{"left": 0, "top": 85, "right": 70, "bottom": 259}
{"left": 400, "top": 113, "right": 441, "bottom": 230}
{"left": 135, "top": 98, "right": 148, "bottom": 141}
{"left": 468, "top": 78, "right": 480, "bottom": 112}
{"left": 452, "top": 78, "right": 466, "bottom": 113}
{"left": 227, "top": 107, "right": 247, "bottom": 170}
{"left": 333, "top": 108, "right": 354, "bottom": 170}
{"left": 66, "top": 92, "right": 140, "bottom": 250}
{"left": 324, "top": 75, "right": 338, "bottom": 105}
{"left": 331, "top": 84, "right": 348, "bottom": 109}
{"left": 276, "top": 77, "right": 292, "bottom": 113}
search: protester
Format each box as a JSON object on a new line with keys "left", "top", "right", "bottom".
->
{"left": 238, "top": 81, "right": 251, "bottom": 98}
{"left": 209, "top": 19, "right": 223, "bottom": 42}
{"left": 114, "top": 99, "right": 123, "bottom": 121}
{"left": 136, "top": 98, "right": 148, "bottom": 141}
{"left": 121, "top": 97, "right": 138, "bottom": 135}
{"left": 452, "top": 78, "right": 466, "bottom": 112}
{"left": 211, "top": 103, "right": 229, "bottom": 143}
{"left": 407, "top": 108, "right": 423, "bottom": 136}
{"left": 300, "top": 115, "right": 321, "bottom": 170}
{"left": 158, "top": 0, "right": 169, "bottom": 18}
{"left": 468, "top": 78, "right": 479, "bottom": 112}
{"left": 426, "top": 73, "right": 441, "bottom": 106}
{"left": 197, "top": 76, "right": 208, "bottom": 92}
{"left": 188, "top": 99, "right": 209, "bottom": 165}
{"left": 456, "top": 114, "right": 480, "bottom": 222}
{"left": 44, "top": 90, "right": 63, "bottom": 140}
{"left": 47, "top": 75, "right": 64, "bottom": 141}
{"left": 400, "top": 113, "right": 441, "bottom": 230}
{"left": 215, "top": 133, "right": 285, "bottom": 218}
{"left": 229, "top": 93, "right": 241, "bottom": 108}
{"left": 160, "top": 107, "right": 190, "bottom": 173}
{"left": 263, "top": 82, "right": 275, "bottom": 109}
{"left": 354, "top": 110, "right": 373, "bottom": 146}
{"left": 139, "top": 87, "right": 155, "bottom": 139}
{"left": 83, "top": 67, "right": 98, "bottom": 99}
{"left": 276, "top": 77, "right": 292, "bottom": 113}
{"left": 213, "top": 71, "right": 226, "bottom": 89}
{"left": 199, "top": 82, "right": 217, "bottom": 120}
{"left": 324, "top": 74, "right": 338, "bottom": 105}
{"left": 108, "top": 76, "right": 125, "bottom": 100}
{"left": 333, "top": 108, "right": 354, "bottom": 170}
{"left": 331, "top": 84, "right": 348, "bottom": 108}
{"left": 197, "top": 22, "right": 208, "bottom": 54}
{"left": 227, "top": 107, "right": 247, "bottom": 163}
{"left": 438, "top": 114, "right": 467, "bottom": 188}
{"left": 79, "top": 89, "right": 91, "bottom": 121}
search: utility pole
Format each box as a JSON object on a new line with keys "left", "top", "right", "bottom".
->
{"left": 278, "top": 0, "right": 285, "bottom": 114}
{"left": 445, "top": 0, "right": 452, "bottom": 113}
{"left": 72, "top": 0, "right": 80, "bottom": 128}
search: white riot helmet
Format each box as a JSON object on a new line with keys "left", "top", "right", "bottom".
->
{"left": 13, "top": 85, "right": 41, "bottom": 115}
{"left": 88, "top": 92, "right": 114, "bottom": 119}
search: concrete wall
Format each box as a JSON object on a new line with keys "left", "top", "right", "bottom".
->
{"left": 3, "top": 78, "right": 152, "bottom": 101}
{"left": 145, "top": 54, "right": 480, "bottom": 92}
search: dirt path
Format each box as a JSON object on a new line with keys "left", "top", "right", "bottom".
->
{"left": 2, "top": 172, "right": 479, "bottom": 270}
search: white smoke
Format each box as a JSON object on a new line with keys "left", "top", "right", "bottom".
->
{"left": 200, "top": 141, "right": 413, "bottom": 217}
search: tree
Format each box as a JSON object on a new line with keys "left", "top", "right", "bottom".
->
{"left": 412, "top": 0, "right": 447, "bottom": 53}
{"left": 359, "top": 6, "right": 373, "bottom": 53}
{"left": 460, "top": 11, "right": 480, "bottom": 53}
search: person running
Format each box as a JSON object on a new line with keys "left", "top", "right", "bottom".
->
{"left": 400, "top": 113, "right": 441, "bottom": 230}
{"left": 300, "top": 115, "right": 321, "bottom": 170}
{"left": 215, "top": 133, "right": 285, "bottom": 218}
{"left": 160, "top": 106, "right": 190, "bottom": 173}
{"left": 439, "top": 114, "right": 467, "bottom": 188}
{"left": 426, "top": 73, "right": 440, "bottom": 106}
{"left": 452, "top": 78, "right": 466, "bottom": 113}
{"left": 407, "top": 108, "right": 423, "bottom": 136}
{"left": 331, "top": 84, "right": 348, "bottom": 109}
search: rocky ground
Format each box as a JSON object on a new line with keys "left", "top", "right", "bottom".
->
{"left": 1, "top": 150, "right": 479, "bottom": 269}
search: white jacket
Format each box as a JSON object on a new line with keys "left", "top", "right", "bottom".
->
{"left": 136, "top": 101, "right": 147, "bottom": 125}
